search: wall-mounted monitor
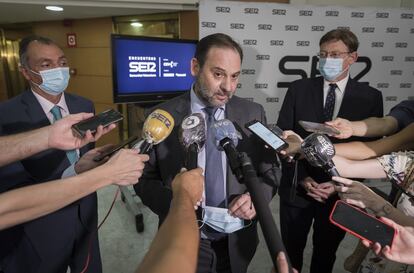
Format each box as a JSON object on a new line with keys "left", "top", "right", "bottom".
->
{"left": 111, "top": 34, "right": 197, "bottom": 104}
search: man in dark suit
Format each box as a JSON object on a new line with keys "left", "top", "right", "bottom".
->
{"left": 135, "top": 33, "right": 279, "bottom": 273}
{"left": 277, "top": 29, "right": 383, "bottom": 273}
{"left": 0, "top": 35, "right": 101, "bottom": 273}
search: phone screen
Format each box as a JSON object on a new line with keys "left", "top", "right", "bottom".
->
{"left": 247, "top": 121, "right": 287, "bottom": 151}
{"left": 330, "top": 201, "right": 395, "bottom": 246}
{"left": 72, "top": 109, "right": 123, "bottom": 137}
{"left": 299, "top": 120, "right": 340, "bottom": 135}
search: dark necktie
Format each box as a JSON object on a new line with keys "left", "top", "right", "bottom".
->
{"left": 50, "top": 105, "right": 79, "bottom": 164}
{"left": 323, "top": 83, "right": 337, "bottom": 122}
{"left": 203, "top": 107, "right": 225, "bottom": 207}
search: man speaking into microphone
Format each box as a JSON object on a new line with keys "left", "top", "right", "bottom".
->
{"left": 134, "top": 33, "right": 279, "bottom": 273}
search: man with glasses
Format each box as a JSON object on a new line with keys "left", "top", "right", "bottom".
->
{"left": 277, "top": 29, "right": 383, "bottom": 273}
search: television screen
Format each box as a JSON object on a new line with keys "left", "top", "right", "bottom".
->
{"left": 111, "top": 34, "right": 197, "bottom": 104}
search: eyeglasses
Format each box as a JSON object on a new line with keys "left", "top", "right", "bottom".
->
{"left": 317, "top": 51, "right": 350, "bottom": 59}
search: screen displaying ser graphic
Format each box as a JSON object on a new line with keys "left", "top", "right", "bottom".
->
{"left": 111, "top": 35, "right": 197, "bottom": 104}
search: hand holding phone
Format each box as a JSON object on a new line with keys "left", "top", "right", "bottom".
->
{"left": 72, "top": 109, "right": 123, "bottom": 138}
{"left": 299, "top": 120, "right": 340, "bottom": 135}
{"left": 330, "top": 200, "right": 396, "bottom": 247}
{"left": 245, "top": 120, "right": 289, "bottom": 152}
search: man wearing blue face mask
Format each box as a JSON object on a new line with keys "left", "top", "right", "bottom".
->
{"left": 277, "top": 29, "right": 383, "bottom": 273}
{"left": 0, "top": 35, "right": 102, "bottom": 273}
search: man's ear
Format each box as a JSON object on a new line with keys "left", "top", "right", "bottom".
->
{"left": 190, "top": 58, "right": 200, "bottom": 77}
{"left": 348, "top": 51, "right": 358, "bottom": 65}
{"left": 19, "top": 65, "right": 31, "bottom": 81}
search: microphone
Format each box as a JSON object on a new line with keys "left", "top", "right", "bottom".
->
{"left": 179, "top": 113, "right": 206, "bottom": 170}
{"left": 301, "top": 133, "right": 339, "bottom": 177}
{"left": 133, "top": 109, "right": 175, "bottom": 153}
{"left": 213, "top": 119, "right": 242, "bottom": 181}
{"left": 214, "top": 119, "right": 293, "bottom": 272}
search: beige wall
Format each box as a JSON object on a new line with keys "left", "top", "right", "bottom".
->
{"left": 33, "top": 18, "right": 119, "bottom": 146}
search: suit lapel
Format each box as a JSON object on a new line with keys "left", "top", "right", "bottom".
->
{"left": 312, "top": 78, "right": 325, "bottom": 122}
{"left": 337, "top": 78, "right": 355, "bottom": 117}
{"left": 21, "top": 90, "right": 51, "bottom": 128}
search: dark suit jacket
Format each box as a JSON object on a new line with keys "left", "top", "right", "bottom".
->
{"left": 134, "top": 91, "right": 279, "bottom": 273}
{"left": 277, "top": 77, "right": 383, "bottom": 207}
{"left": 0, "top": 90, "right": 96, "bottom": 269}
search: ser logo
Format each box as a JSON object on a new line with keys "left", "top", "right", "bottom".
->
{"left": 129, "top": 62, "right": 156, "bottom": 73}
{"left": 376, "top": 12, "right": 389, "bottom": 18}
{"left": 245, "top": 8, "right": 259, "bottom": 14}
{"left": 396, "top": 42, "right": 408, "bottom": 48}
{"left": 311, "top": 26, "right": 325, "bottom": 31}
{"left": 255, "top": 83, "right": 268, "bottom": 89}
{"left": 270, "top": 40, "right": 284, "bottom": 46}
{"left": 326, "top": 10, "right": 339, "bottom": 16}
{"left": 386, "top": 27, "right": 399, "bottom": 33}
{"left": 258, "top": 24, "right": 272, "bottom": 30}
{"left": 256, "top": 55, "right": 270, "bottom": 60}
{"left": 371, "top": 42, "right": 384, "bottom": 47}
{"left": 382, "top": 56, "right": 394, "bottom": 61}
{"left": 297, "top": 41, "right": 310, "bottom": 46}
{"left": 351, "top": 12, "right": 364, "bottom": 18}
{"left": 216, "top": 6, "right": 230, "bottom": 13}
{"left": 243, "top": 39, "right": 257, "bottom": 46}
{"left": 201, "top": 22, "right": 216, "bottom": 28}
{"left": 272, "top": 9, "right": 286, "bottom": 15}
{"left": 299, "top": 10, "right": 313, "bottom": 16}
{"left": 230, "top": 23, "right": 245, "bottom": 29}
{"left": 401, "top": 13, "right": 413, "bottom": 19}
{"left": 362, "top": 27, "right": 375, "bottom": 33}
{"left": 285, "top": 25, "right": 299, "bottom": 31}
{"left": 377, "top": 83, "right": 389, "bottom": 88}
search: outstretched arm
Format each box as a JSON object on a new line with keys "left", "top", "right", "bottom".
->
{"left": 333, "top": 155, "right": 386, "bottom": 179}
{"left": 0, "top": 113, "right": 115, "bottom": 167}
{"left": 0, "top": 149, "right": 148, "bottom": 230}
{"left": 136, "top": 168, "right": 204, "bottom": 273}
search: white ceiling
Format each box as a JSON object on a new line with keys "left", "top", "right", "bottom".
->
{"left": 0, "top": 0, "right": 198, "bottom": 24}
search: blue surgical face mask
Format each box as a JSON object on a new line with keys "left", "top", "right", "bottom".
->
{"left": 31, "top": 67, "right": 70, "bottom": 95}
{"left": 201, "top": 206, "right": 246, "bottom": 234}
{"left": 318, "top": 58, "right": 346, "bottom": 81}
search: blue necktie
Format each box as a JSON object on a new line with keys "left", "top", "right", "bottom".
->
{"left": 50, "top": 105, "right": 79, "bottom": 164}
{"left": 204, "top": 107, "right": 225, "bottom": 207}
{"left": 323, "top": 83, "right": 337, "bottom": 122}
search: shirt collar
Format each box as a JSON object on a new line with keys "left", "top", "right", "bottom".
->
{"left": 323, "top": 74, "right": 349, "bottom": 94}
{"left": 31, "top": 89, "right": 69, "bottom": 115}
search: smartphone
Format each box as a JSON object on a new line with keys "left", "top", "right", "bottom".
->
{"left": 245, "top": 120, "right": 289, "bottom": 152}
{"left": 330, "top": 200, "right": 395, "bottom": 247}
{"left": 298, "top": 120, "right": 340, "bottom": 135}
{"left": 72, "top": 109, "right": 123, "bottom": 137}
{"left": 93, "top": 136, "right": 139, "bottom": 162}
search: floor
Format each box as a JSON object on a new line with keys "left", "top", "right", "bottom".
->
{"left": 95, "top": 179, "right": 391, "bottom": 273}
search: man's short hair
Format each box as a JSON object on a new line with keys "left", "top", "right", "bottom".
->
{"left": 194, "top": 33, "right": 243, "bottom": 68}
{"left": 19, "top": 35, "right": 57, "bottom": 68}
{"left": 319, "top": 29, "right": 359, "bottom": 52}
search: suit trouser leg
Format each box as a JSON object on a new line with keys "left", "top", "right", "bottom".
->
{"left": 310, "top": 199, "right": 346, "bottom": 273}
{"left": 69, "top": 210, "right": 102, "bottom": 273}
{"left": 279, "top": 199, "right": 314, "bottom": 272}
{"left": 196, "top": 238, "right": 231, "bottom": 273}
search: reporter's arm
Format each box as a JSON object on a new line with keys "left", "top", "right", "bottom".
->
{"left": 136, "top": 169, "right": 203, "bottom": 273}
{"left": 335, "top": 123, "right": 414, "bottom": 160}
{"left": 0, "top": 149, "right": 148, "bottom": 230}
{"left": 333, "top": 155, "right": 387, "bottom": 179}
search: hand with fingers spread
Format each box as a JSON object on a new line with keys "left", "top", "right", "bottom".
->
{"left": 325, "top": 118, "right": 354, "bottom": 139}
{"left": 48, "top": 112, "right": 116, "bottom": 150}
{"left": 332, "top": 176, "right": 388, "bottom": 213}
{"left": 228, "top": 193, "right": 256, "bottom": 220}
{"left": 361, "top": 217, "right": 414, "bottom": 265}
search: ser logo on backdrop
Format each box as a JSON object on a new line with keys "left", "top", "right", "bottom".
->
{"left": 128, "top": 56, "right": 186, "bottom": 79}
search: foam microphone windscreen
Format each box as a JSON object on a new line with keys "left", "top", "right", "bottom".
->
{"left": 142, "top": 109, "right": 175, "bottom": 144}
{"left": 213, "top": 119, "right": 240, "bottom": 149}
{"left": 301, "top": 133, "right": 335, "bottom": 167}
{"left": 180, "top": 112, "right": 206, "bottom": 151}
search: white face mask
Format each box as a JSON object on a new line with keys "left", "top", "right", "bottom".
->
{"left": 30, "top": 67, "right": 70, "bottom": 95}
{"left": 201, "top": 206, "right": 246, "bottom": 234}
{"left": 318, "top": 58, "right": 348, "bottom": 81}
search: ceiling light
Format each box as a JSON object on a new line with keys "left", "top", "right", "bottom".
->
{"left": 45, "top": 6, "right": 64, "bottom": 12}
{"left": 130, "top": 22, "right": 143, "bottom": 28}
